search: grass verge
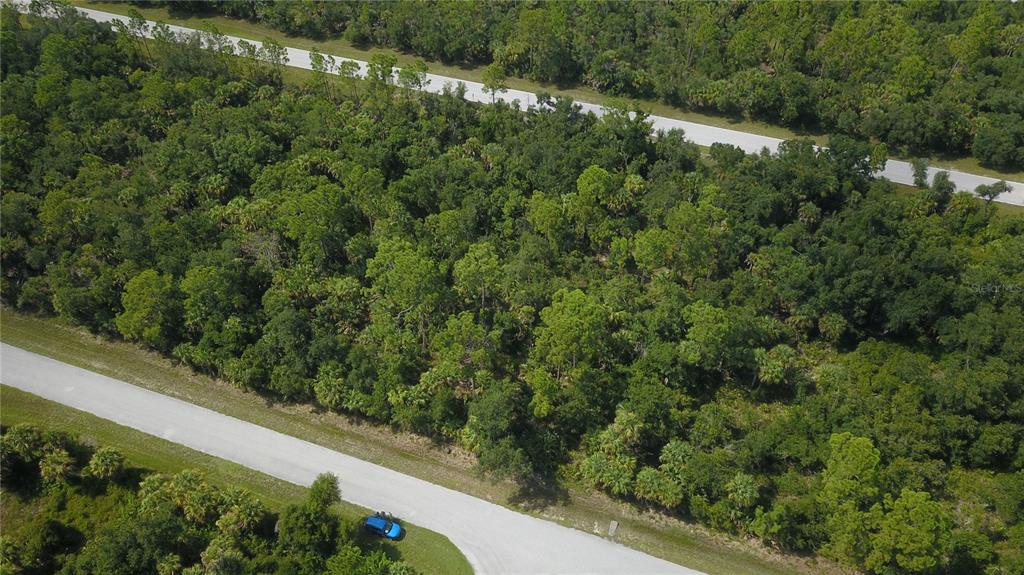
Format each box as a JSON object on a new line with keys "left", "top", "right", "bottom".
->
{"left": 892, "top": 183, "right": 1024, "bottom": 218}
{"left": 70, "top": 0, "right": 1023, "bottom": 183}
{"left": 0, "top": 384, "right": 472, "bottom": 575}
{"left": 0, "top": 308, "right": 843, "bottom": 575}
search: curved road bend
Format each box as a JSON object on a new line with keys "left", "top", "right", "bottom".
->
{"left": 56, "top": 5, "right": 1023, "bottom": 207}
{"left": 1, "top": 343, "right": 700, "bottom": 575}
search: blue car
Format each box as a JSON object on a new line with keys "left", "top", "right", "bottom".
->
{"left": 364, "top": 513, "right": 403, "bottom": 540}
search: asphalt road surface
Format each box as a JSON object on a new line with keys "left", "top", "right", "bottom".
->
{"left": 55, "top": 4, "right": 1023, "bottom": 206}
{"left": 1, "top": 343, "right": 701, "bottom": 575}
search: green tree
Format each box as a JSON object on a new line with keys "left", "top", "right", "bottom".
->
{"left": 397, "top": 58, "right": 428, "bottom": 91}
{"left": 975, "top": 181, "right": 1010, "bottom": 204}
{"left": 578, "top": 409, "right": 644, "bottom": 496}
{"left": 679, "top": 302, "right": 763, "bottom": 374}
{"left": 532, "top": 288, "right": 611, "bottom": 374}
{"left": 1, "top": 424, "right": 45, "bottom": 463}
{"left": 167, "top": 470, "right": 223, "bottom": 525}
{"left": 564, "top": 165, "right": 618, "bottom": 249}
{"left": 365, "top": 238, "right": 448, "bottom": 349}
{"left": 754, "top": 344, "right": 798, "bottom": 386}
{"left": 216, "top": 489, "right": 268, "bottom": 541}
{"left": 972, "top": 115, "right": 1024, "bottom": 169}
{"left": 308, "top": 472, "right": 341, "bottom": 511}
{"left": 526, "top": 191, "right": 570, "bottom": 251}
{"left": 308, "top": 47, "right": 339, "bottom": 100}
{"left": 277, "top": 501, "right": 339, "bottom": 571}
{"left": 497, "top": 7, "right": 574, "bottom": 83}
{"left": 453, "top": 242, "right": 501, "bottom": 308}
{"left": 465, "top": 378, "right": 533, "bottom": 482}
{"left": 820, "top": 433, "right": 884, "bottom": 567}
{"left": 481, "top": 62, "right": 508, "bottom": 103}
{"left": 911, "top": 158, "right": 929, "bottom": 188}
{"left": 156, "top": 553, "right": 182, "bottom": 575}
{"left": 867, "top": 489, "right": 952, "bottom": 574}
{"left": 85, "top": 446, "right": 126, "bottom": 480}
{"left": 821, "top": 432, "right": 881, "bottom": 510}
{"left": 367, "top": 53, "right": 397, "bottom": 85}
{"left": 634, "top": 466, "right": 683, "bottom": 508}
{"left": 39, "top": 448, "right": 74, "bottom": 485}
{"left": 726, "top": 472, "right": 759, "bottom": 511}
{"left": 199, "top": 535, "right": 244, "bottom": 575}
{"left": 115, "top": 269, "right": 181, "bottom": 351}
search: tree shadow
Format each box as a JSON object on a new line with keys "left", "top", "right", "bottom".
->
{"left": 507, "top": 477, "right": 570, "bottom": 512}
{"left": 116, "top": 465, "right": 148, "bottom": 488}
{"left": 162, "top": 1, "right": 219, "bottom": 20}
{"left": 77, "top": 464, "right": 145, "bottom": 497}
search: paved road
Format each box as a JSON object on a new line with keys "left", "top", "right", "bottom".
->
{"left": 1, "top": 343, "right": 699, "bottom": 575}
{"left": 57, "top": 4, "right": 1023, "bottom": 207}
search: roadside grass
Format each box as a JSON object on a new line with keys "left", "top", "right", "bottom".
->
{"left": 0, "top": 384, "right": 472, "bottom": 575}
{"left": 891, "top": 183, "right": 1024, "bottom": 218}
{"left": 0, "top": 308, "right": 843, "bottom": 575}
{"left": 70, "top": 0, "right": 1023, "bottom": 182}
{"left": 921, "top": 154, "right": 1024, "bottom": 182}
{"left": 1, "top": 385, "right": 305, "bottom": 508}
{"left": 983, "top": 197, "right": 1022, "bottom": 218}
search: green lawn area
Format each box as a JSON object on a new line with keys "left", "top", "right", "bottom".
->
{"left": 0, "top": 384, "right": 472, "bottom": 575}
{"left": 994, "top": 200, "right": 1024, "bottom": 218}
{"left": 891, "top": 183, "right": 1024, "bottom": 218}
{"left": 70, "top": 0, "right": 1023, "bottom": 183}
{"left": 0, "top": 308, "right": 839, "bottom": 575}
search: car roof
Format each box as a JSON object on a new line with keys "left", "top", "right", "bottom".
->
{"left": 365, "top": 516, "right": 389, "bottom": 529}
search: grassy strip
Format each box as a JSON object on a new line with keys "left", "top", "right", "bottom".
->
{"left": 0, "top": 308, "right": 840, "bottom": 575}
{"left": 993, "top": 200, "right": 1024, "bottom": 218}
{"left": 1, "top": 385, "right": 306, "bottom": 508}
{"left": 0, "top": 384, "right": 472, "bottom": 575}
{"left": 892, "top": 183, "right": 1024, "bottom": 217}
{"left": 69, "top": 0, "right": 1023, "bottom": 182}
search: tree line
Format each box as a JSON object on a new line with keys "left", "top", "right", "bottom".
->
{"left": 145, "top": 0, "right": 1024, "bottom": 169}
{"left": 0, "top": 423, "right": 413, "bottom": 574}
{"left": 1, "top": 5, "right": 1023, "bottom": 574}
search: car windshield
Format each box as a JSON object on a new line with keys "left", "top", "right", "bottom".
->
{"left": 383, "top": 521, "right": 394, "bottom": 531}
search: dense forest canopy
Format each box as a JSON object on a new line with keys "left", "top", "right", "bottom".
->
{"left": 0, "top": 423, "right": 412, "bottom": 574}
{"left": 1, "top": 4, "right": 1023, "bottom": 575}
{"left": 143, "top": 0, "right": 1024, "bottom": 169}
